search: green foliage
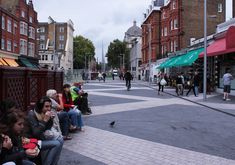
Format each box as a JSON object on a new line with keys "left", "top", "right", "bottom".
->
{"left": 106, "top": 39, "right": 130, "bottom": 69}
{"left": 73, "top": 35, "right": 95, "bottom": 69}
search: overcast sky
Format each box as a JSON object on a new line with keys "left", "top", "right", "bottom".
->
{"left": 33, "top": 0, "right": 233, "bottom": 62}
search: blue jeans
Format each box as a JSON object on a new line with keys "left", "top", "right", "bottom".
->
{"left": 68, "top": 108, "right": 84, "bottom": 128}
{"left": 194, "top": 86, "right": 199, "bottom": 96}
{"left": 57, "top": 111, "right": 69, "bottom": 136}
{"left": 41, "top": 138, "right": 64, "bottom": 165}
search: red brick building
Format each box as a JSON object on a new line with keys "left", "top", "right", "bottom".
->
{"left": 0, "top": 0, "right": 38, "bottom": 67}
{"left": 160, "top": 0, "right": 225, "bottom": 57}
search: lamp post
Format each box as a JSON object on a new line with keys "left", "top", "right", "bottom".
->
{"left": 119, "top": 54, "right": 125, "bottom": 71}
{"left": 203, "top": 0, "right": 207, "bottom": 101}
{"left": 142, "top": 24, "right": 152, "bottom": 85}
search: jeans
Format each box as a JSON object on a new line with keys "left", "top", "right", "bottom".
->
{"left": 194, "top": 86, "right": 199, "bottom": 96}
{"left": 68, "top": 109, "right": 84, "bottom": 128}
{"left": 57, "top": 111, "right": 69, "bottom": 136}
{"left": 41, "top": 138, "right": 64, "bottom": 165}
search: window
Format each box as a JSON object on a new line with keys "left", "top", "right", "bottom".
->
{"left": 39, "top": 27, "right": 45, "bottom": 33}
{"left": 28, "top": 42, "right": 35, "bottom": 56}
{"left": 13, "top": 42, "right": 17, "bottom": 52}
{"left": 59, "top": 35, "right": 64, "bottom": 41}
{"left": 40, "top": 35, "right": 45, "bottom": 41}
{"left": 172, "top": 1, "right": 176, "bottom": 9}
{"left": 45, "top": 55, "right": 48, "bottom": 61}
{"left": 170, "top": 41, "right": 173, "bottom": 52}
{"left": 218, "top": 3, "right": 223, "bottom": 13}
{"left": 41, "top": 55, "right": 44, "bottom": 60}
{"left": 174, "top": 40, "right": 178, "bottom": 51}
{"left": 1, "top": 39, "right": 5, "bottom": 50}
{"left": 162, "top": 11, "right": 166, "bottom": 19}
{"left": 161, "top": 28, "right": 164, "bottom": 37}
{"left": 13, "top": 22, "right": 17, "bottom": 34}
{"left": 51, "top": 55, "right": 54, "bottom": 61}
{"left": 59, "top": 27, "right": 64, "bottom": 33}
{"left": 21, "top": 11, "right": 25, "bottom": 18}
{"left": 40, "top": 44, "right": 45, "bottom": 50}
{"left": 7, "top": 40, "right": 12, "bottom": 51}
{"left": 170, "top": 20, "right": 173, "bottom": 31}
{"left": 7, "top": 20, "right": 12, "bottom": 32}
{"left": 29, "top": 16, "right": 33, "bottom": 23}
{"left": 29, "top": 27, "right": 35, "bottom": 39}
{"left": 174, "top": 19, "right": 178, "bottom": 29}
{"left": 2, "top": 16, "right": 5, "bottom": 29}
{"left": 164, "top": 27, "right": 168, "bottom": 36}
{"left": 59, "top": 44, "right": 64, "bottom": 49}
{"left": 20, "top": 39, "right": 27, "bottom": 55}
{"left": 20, "top": 22, "right": 28, "bottom": 36}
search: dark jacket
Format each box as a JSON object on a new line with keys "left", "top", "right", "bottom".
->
{"left": 27, "top": 110, "right": 53, "bottom": 140}
{"left": 0, "top": 135, "right": 27, "bottom": 165}
{"left": 124, "top": 72, "right": 132, "bottom": 80}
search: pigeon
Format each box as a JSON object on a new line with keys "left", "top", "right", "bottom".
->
{"left": 109, "top": 121, "right": 115, "bottom": 127}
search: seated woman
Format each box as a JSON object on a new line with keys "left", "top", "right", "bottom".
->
{"left": 70, "top": 83, "right": 91, "bottom": 115}
{"left": 27, "top": 96, "right": 63, "bottom": 165}
{"left": 0, "top": 108, "right": 39, "bottom": 165}
{"left": 62, "top": 84, "right": 85, "bottom": 131}
{"left": 46, "top": 89, "right": 72, "bottom": 140}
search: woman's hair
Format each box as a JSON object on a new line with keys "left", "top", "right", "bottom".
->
{"left": 0, "top": 108, "right": 25, "bottom": 135}
{"left": 63, "top": 84, "right": 71, "bottom": 89}
{"left": 46, "top": 89, "right": 57, "bottom": 98}
{"left": 35, "top": 96, "right": 52, "bottom": 114}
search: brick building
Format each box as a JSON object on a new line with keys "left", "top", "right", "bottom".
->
{"left": 37, "top": 17, "right": 74, "bottom": 73}
{"left": 141, "top": 0, "right": 164, "bottom": 81}
{"left": 0, "top": 0, "right": 38, "bottom": 67}
{"left": 160, "top": 0, "right": 225, "bottom": 58}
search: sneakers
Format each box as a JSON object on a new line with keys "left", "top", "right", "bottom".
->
{"left": 226, "top": 98, "right": 231, "bottom": 101}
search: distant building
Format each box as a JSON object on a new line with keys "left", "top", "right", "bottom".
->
{"left": 0, "top": 0, "right": 38, "bottom": 67}
{"left": 124, "top": 21, "right": 142, "bottom": 80}
{"left": 37, "top": 17, "right": 74, "bottom": 73}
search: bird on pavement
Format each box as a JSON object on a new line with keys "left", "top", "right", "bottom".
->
{"left": 109, "top": 121, "right": 115, "bottom": 127}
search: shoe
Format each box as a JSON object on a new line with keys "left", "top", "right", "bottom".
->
{"left": 226, "top": 98, "right": 231, "bottom": 101}
{"left": 63, "top": 136, "right": 72, "bottom": 140}
{"left": 223, "top": 98, "right": 226, "bottom": 101}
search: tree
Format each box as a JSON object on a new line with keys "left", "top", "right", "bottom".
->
{"left": 73, "top": 35, "right": 95, "bottom": 69}
{"left": 106, "top": 39, "right": 130, "bottom": 70}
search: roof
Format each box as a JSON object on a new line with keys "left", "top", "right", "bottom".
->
{"left": 125, "top": 21, "right": 142, "bottom": 37}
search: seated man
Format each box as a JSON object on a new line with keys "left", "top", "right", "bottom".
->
{"left": 70, "top": 83, "right": 92, "bottom": 115}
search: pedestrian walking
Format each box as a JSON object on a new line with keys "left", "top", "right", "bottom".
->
{"left": 176, "top": 73, "right": 184, "bottom": 96}
{"left": 98, "top": 72, "right": 102, "bottom": 82}
{"left": 186, "top": 73, "right": 196, "bottom": 97}
{"left": 193, "top": 71, "right": 200, "bottom": 97}
{"left": 158, "top": 72, "right": 167, "bottom": 95}
{"left": 223, "top": 68, "right": 233, "bottom": 101}
{"left": 102, "top": 72, "right": 107, "bottom": 82}
{"left": 112, "top": 72, "right": 115, "bottom": 80}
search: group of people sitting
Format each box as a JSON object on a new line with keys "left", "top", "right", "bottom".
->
{"left": 0, "top": 82, "right": 91, "bottom": 165}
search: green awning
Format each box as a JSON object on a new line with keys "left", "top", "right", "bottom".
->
{"left": 175, "top": 47, "right": 204, "bottom": 67}
{"left": 157, "top": 56, "right": 178, "bottom": 69}
{"left": 157, "top": 48, "right": 204, "bottom": 68}
{"left": 19, "top": 58, "right": 36, "bottom": 68}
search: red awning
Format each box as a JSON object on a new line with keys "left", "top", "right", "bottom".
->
{"left": 199, "top": 26, "right": 235, "bottom": 58}
{"left": 199, "top": 38, "right": 226, "bottom": 58}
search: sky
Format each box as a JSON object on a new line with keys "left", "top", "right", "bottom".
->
{"left": 33, "top": 0, "right": 233, "bottom": 62}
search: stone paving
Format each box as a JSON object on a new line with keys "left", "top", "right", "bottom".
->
{"left": 59, "top": 80, "right": 235, "bottom": 165}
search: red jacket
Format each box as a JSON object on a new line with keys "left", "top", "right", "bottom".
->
{"left": 62, "top": 93, "right": 74, "bottom": 112}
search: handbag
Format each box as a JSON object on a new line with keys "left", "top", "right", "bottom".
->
{"left": 160, "top": 78, "right": 167, "bottom": 86}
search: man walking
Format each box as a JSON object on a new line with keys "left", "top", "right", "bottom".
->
{"left": 223, "top": 68, "right": 233, "bottom": 101}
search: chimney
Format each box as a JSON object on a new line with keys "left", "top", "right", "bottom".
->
{"left": 28, "top": 0, "right": 33, "bottom": 8}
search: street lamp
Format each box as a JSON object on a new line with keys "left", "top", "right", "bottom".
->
{"left": 142, "top": 23, "right": 152, "bottom": 85}
{"left": 203, "top": 0, "right": 207, "bottom": 101}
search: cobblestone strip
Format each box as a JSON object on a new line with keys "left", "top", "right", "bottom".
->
{"left": 64, "top": 126, "right": 235, "bottom": 165}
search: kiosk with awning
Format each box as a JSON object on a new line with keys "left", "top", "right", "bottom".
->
{"left": 0, "top": 58, "right": 19, "bottom": 67}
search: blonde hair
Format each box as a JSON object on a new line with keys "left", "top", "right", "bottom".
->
{"left": 46, "top": 89, "right": 57, "bottom": 98}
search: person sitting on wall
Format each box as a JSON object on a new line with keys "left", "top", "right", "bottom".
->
{"left": 70, "top": 82, "right": 92, "bottom": 115}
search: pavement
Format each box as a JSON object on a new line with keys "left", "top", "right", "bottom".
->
{"left": 59, "top": 79, "right": 235, "bottom": 165}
